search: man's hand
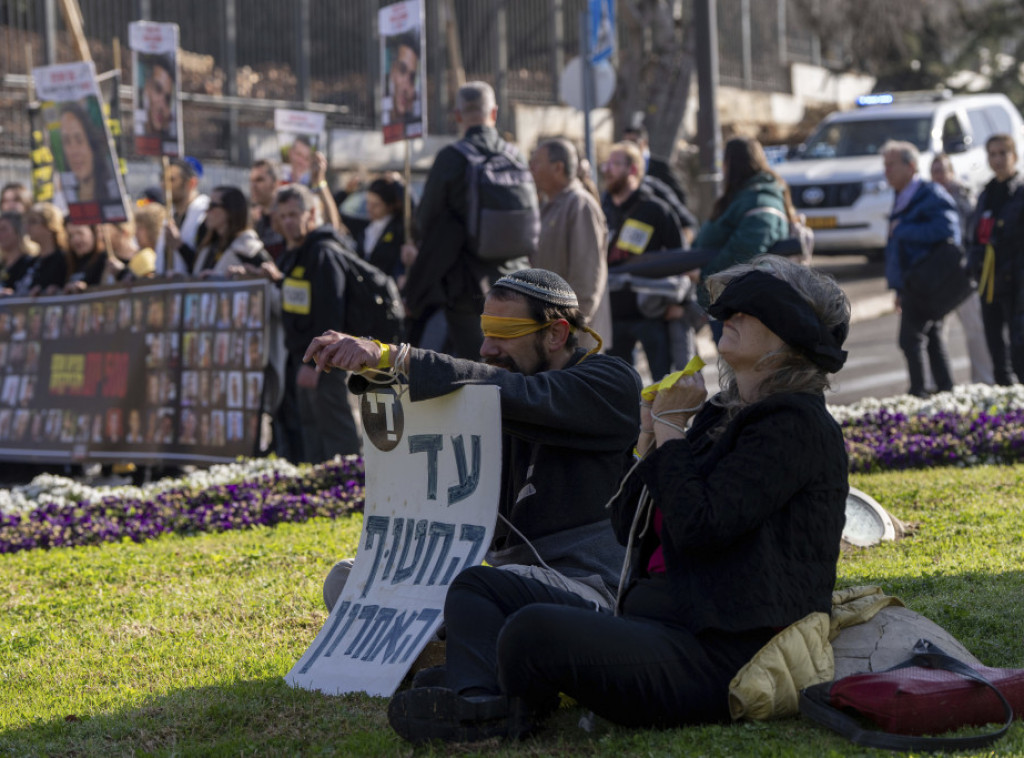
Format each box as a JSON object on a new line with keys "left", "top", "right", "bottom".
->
{"left": 310, "top": 151, "right": 328, "bottom": 187}
{"left": 296, "top": 363, "right": 320, "bottom": 390}
{"left": 664, "top": 303, "right": 685, "bottom": 321}
{"left": 400, "top": 242, "right": 419, "bottom": 269}
{"left": 304, "top": 331, "right": 382, "bottom": 373}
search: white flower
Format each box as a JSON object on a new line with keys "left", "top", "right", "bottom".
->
{"left": 0, "top": 457, "right": 306, "bottom": 516}
{"left": 828, "top": 384, "right": 1024, "bottom": 424}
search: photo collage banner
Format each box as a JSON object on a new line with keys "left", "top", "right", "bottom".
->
{"left": 0, "top": 278, "right": 271, "bottom": 466}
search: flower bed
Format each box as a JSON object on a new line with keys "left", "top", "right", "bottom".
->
{"left": 0, "top": 457, "right": 364, "bottom": 554}
{"left": 833, "top": 384, "right": 1024, "bottom": 473}
{"left": 4, "top": 384, "right": 1024, "bottom": 553}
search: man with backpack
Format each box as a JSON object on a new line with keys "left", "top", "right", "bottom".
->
{"left": 271, "top": 183, "right": 403, "bottom": 461}
{"left": 402, "top": 81, "right": 535, "bottom": 358}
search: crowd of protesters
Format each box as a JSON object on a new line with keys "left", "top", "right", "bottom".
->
{"left": 3, "top": 79, "right": 1020, "bottom": 467}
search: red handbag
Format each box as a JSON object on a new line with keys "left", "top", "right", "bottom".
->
{"left": 800, "top": 639, "right": 1023, "bottom": 751}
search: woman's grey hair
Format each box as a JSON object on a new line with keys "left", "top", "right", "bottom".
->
{"left": 707, "top": 255, "right": 851, "bottom": 413}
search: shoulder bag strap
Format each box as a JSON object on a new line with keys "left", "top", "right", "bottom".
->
{"left": 451, "top": 139, "right": 483, "bottom": 239}
{"left": 799, "top": 639, "right": 1013, "bottom": 752}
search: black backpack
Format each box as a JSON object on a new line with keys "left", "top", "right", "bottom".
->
{"left": 327, "top": 240, "right": 406, "bottom": 344}
{"left": 453, "top": 138, "right": 540, "bottom": 262}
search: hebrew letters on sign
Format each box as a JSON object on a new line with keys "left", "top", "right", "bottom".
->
{"left": 286, "top": 385, "right": 501, "bottom": 697}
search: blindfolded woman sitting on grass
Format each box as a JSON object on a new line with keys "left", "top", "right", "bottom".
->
{"left": 388, "top": 254, "right": 852, "bottom": 743}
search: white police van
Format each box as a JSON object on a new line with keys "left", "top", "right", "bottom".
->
{"left": 775, "top": 91, "right": 1024, "bottom": 259}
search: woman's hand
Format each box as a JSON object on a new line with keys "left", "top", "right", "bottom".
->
{"left": 651, "top": 373, "right": 707, "bottom": 447}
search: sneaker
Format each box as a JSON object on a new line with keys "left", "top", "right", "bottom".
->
{"left": 387, "top": 687, "right": 511, "bottom": 744}
{"left": 322, "top": 558, "right": 355, "bottom": 611}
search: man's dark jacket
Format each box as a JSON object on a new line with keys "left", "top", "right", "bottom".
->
{"left": 967, "top": 173, "right": 1024, "bottom": 300}
{"left": 403, "top": 124, "right": 529, "bottom": 317}
{"left": 277, "top": 225, "right": 348, "bottom": 358}
{"left": 602, "top": 183, "right": 683, "bottom": 319}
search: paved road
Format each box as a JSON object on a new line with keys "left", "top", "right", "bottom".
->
{"left": 693, "top": 255, "right": 976, "bottom": 407}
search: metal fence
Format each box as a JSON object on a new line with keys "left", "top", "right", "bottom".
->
{"left": 0, "top": 0, "right": 825, "bottom": 174}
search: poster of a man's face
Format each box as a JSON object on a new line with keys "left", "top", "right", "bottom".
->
{"left": 273, "top": 109, "right": 326, "bottom": 186}
{"left": 386, "top": 35, "right": 420, "bottom": 124}
{"left": 379, "top": 0, "right": 425, "bottom": 144}
{"left": 128, "top": 21, "right": 183, "bottom": 157}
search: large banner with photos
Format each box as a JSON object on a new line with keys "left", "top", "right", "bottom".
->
{"left": 0, "top": 278, "right": 271, "bottom": 465}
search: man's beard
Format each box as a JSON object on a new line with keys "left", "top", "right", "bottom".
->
{"left": 483, "top": 336, "right": 550, "bottom": 375}
{"left": 603, "top": 172, "right": 627, "bottom": 196}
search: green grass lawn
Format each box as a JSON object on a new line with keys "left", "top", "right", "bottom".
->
{"left": 2, "top": 464, "right": 1023, "bottom": 757}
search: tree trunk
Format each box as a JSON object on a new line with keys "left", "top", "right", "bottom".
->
{"left": 613, "top": 0, "right": 695, "bottom": 163}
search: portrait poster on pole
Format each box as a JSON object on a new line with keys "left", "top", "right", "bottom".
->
{"left": 128, "top": 21, "right": 183, "bottom": 158}
{"left": 287, "top": 385, "right": 501, "bottom": 697}
{"left": 32, "top": 61, "right": 130, "bottom": 226}
{"left": 274, "top": 108, "right": 327, "bottom": 186}
{"left": 379, "top": 0, "right": 426, "bottom": 145}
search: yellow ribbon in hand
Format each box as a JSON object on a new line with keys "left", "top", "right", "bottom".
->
{"left": 641, "top": 355, "right": 706, "bottom": 402}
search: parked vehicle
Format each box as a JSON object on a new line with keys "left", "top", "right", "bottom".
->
{"left": 776, "top": 91, "right": 1024, "bottom": 259}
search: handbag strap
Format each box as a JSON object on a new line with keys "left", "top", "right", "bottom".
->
{"left": 799, "top": 639, "right": 1014, "bottom": 752}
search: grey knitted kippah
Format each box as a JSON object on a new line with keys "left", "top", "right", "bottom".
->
{"left": 492, "top": 268, "right": 578, "bottom": 308}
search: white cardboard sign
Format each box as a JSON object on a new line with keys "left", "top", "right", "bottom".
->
{"left": 286, "top": 384, "right": 501, "bottom": 696}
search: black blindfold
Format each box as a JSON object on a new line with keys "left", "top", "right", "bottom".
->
{"left": 707, "top": 270, "right": 848, "bottom": 373}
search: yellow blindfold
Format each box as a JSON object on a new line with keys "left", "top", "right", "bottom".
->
{"left": 479, "top": 315, "right": 604, "bottom": 359}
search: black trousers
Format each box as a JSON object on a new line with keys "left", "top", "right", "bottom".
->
{"left": 608, "top": 318, "right": 672, "bottom": 381}
{"left": 898, "top": 295, "right": 953, "bottom": 396}
{"left": 980, "top": 297, "right": 1024, "bottom": 385}
{"left": 444, "top": 566, "right": 772, "bottom": 728}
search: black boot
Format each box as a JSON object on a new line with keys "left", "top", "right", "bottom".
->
{"left": 388, "top": 687, "right": 510, "bottom": 743}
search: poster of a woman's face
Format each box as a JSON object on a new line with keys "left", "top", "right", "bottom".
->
{"left": 51, "top": 96, "right": 127, "bottom": 225}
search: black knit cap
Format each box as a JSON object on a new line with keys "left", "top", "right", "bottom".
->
{"left": 492, "top": 268, "right": 578, "bottom": 308}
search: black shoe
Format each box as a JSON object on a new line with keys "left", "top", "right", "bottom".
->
{"left": 387, "top": 687, "right": 510, "bottom": 744}
{"left": 410, "top": 665, "right": 446, "bottom": 688}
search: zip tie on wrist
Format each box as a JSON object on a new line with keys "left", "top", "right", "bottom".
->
{"left": 358, "top": 342, "right": 411, "bottom": 401}
{"left": 652, "top": 407, "right": 697, "bottom": 435}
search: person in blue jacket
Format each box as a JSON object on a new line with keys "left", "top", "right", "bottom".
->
{"left": 881, "top": 140, "right": 961, "bottom": 397}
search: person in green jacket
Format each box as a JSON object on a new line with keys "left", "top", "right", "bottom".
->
{"left": 694, "top": 138, "right": 796, "bottom": 328}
